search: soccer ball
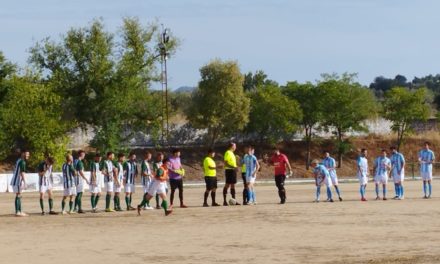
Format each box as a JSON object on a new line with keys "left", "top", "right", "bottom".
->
{"left": 228, "top": 198, "right": 237, "bottom": 205}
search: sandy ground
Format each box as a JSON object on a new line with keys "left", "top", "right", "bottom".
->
{"left": 0, "top": 180, "right": 440, "bottom": 264}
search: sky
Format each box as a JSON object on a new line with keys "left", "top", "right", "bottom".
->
{"left": 1, "top": 0, "right": 440, "bottom": 89}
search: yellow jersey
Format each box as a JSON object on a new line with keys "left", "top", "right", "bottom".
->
{"left": 203, "top": 157, "right": 216, "bottom": 177}
{"left": 224, "top": 150, "right": 237, "bottom": 169}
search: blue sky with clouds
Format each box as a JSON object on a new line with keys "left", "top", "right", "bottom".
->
{"left": 1, "top": 0, "right": 440, "bottom": 89}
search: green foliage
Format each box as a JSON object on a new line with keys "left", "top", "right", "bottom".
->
{"left": 29, "top": 17, "right": 177, "bottom": 151}
{"left": 186, "top": 59, "right": 250, "bottom": 147}
{"left": 0, "top": 74, "right": 69, "bottom": 168}
{"left": 243, "top": 70, "right": 278, "bottom": 92}
{"left": 382, "top": 87, "right": 431, "bottom": 150}
{"left": 246, "top": 84, "right": 302, "bottom": 143}
{"left": 318, "top": 73, "right": 377, "bottom": 166}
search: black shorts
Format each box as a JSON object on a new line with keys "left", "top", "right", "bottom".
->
{"left": 170, "top": 178, "right": 183, "bottom": 190}
{"left": 205, "top": 177, "right": 218, "bottom": 190}
{"left": 225, "top": 169, "right": 237, "bottom": 184}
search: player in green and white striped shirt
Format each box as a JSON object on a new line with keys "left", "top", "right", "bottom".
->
{"left": 61, "top": 154, "right": 76, "bottom": 214}
{"left": 114, "top": 153, "right": 125, "bottom": 211}
{"left": 37, "top": 157, "right": 58, "bottom": 215}
{"left": 123, "top": 152, "right": 137, "bottom": 211}
{"left": 89, "top": 153, "right": 102, "bottom": 213}
{"left": 74, "top": 150, "right": 89, "bottom": 214}
{"left": 103, "top": 152, "right": 118, "bottom": 212}
{"left": 10, "top": 150, "right": 30, "bottom": 217}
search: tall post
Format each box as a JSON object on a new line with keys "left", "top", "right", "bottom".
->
{"left": 159, "top": 26, "right": 170, "bottom": 146}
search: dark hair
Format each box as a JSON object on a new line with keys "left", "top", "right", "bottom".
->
{"left": 95, "top": 153, "right": 101, "bottom": 158}
{"left": 118, "top": 153, "right": 125, "bottom": 158}
{"left": 78, "top": 150, "right": 85, "bottom": 155}
{"left": 390, "top": 146, "right": 397, "bottom": 150}
{"left": 323, "top": 151, "right": 330, "bottom": 154}
{"left": 144, "top": 151, "right": 151, "bottom": 156}
{"left": 129, "top": 152, "right": 136, "bottom": 157}
{"left": 361, "top": 148, "right": 367, "bottom": 153}
{"left": 381, "top": 149, "right": 387, "bottom": 153}
{"left": 172, "top": 148, "right": 180, "bottom": 154}
{"left": 228, "top": 142, "right": 235, "bottom": 148}
{"left": 207, "top": 148, "right": 214, "bottom": 154}
{"left": 47, "top": 157, "right": 55, "bottom": 164}
{"left": 163, "top": 158, "right": 170, "bottom": 163}
{"left": 424, "top": 141, "right": 430, "bottom": 146}
{"left": 106, "top": 151, "right": 113, "bottom": 157}
{"left": 21, "top": 149, "right": 29, "bottom": 153}
{"left": 272, "top": 146, "right": 280, "bottom": 151}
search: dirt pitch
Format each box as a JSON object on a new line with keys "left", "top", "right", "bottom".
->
{"left": 0, "top": 180, "right": 439, "bottom": 264}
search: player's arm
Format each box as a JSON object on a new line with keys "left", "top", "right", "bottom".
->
{"left": 122, "top": 162, "right": 128, "bottom": 184}
{"left": 78, "top": 163, "right": 89, "bottom": 184}
{"left": 113, "top": 166, "right": 120, "bottom": 185}
{"left": 285, "top": 157, "right": 292, "bottom": 174}
{"left": 254, "top": 160, "right": 260, "bottom": 177}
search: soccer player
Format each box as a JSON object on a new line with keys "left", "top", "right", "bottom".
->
{"left": 419, "top": 142, "right": 435, "bottom": 199}
{"left": 89, "top": 153, "right": 102, "bottom": 213}
{"left": 153, "top": 152, "right": 165, "bottom": 209}
{"left": 168, "top": 148, "right": 187, "bottom": 208}
{"left": 74, "top": 150, "right": 89, "bottom": 213}
{"left": 357, "top": 149, "right": 369, "bottom": 201}
{"left": 223, "top": 142, "right": 240, "bottom": 206}
{"left": 137, "top": 158, "right": 173, "bottom": 216}
{"left": 37, "top": 157, "right": 58, "bottom": 215}
{"left": 113, "top": 153, "right": 125, "bottom": 211}
{"left": 311, "top": 159, "right": 333, "bottom": 202}
{"left": 103, "top": 152, "right": 117, "bottom": 212}
{"left": 203, "top": 149, "right": 220, "bottom": 207}
{"left": 61, "top": 154, "right": 76, "bottom": 214}
{"left": 243, "top": 146, "right": 260, "bottom": 205}
{"left": 124, "top": 152, "right": 137, "bottom": 210}
{"left": 241, "top": 146, "right": 249, "bottom": 205}
{"left": 373, "top": 149, "right": 391, "bottom": 201}
{"left": 138, "top": 152, "right": 154, "bottom": 210}
{"left": 270, "top": 147, "right": 292, "bottom": 204}
{"left": 322, "top": 152, "right": 343, "bottom": 201}
{"left": 10, "top": 149, "right": 30, "bottom": 217}
{"left": 390, "top": 146, "right": 405, "bottom": 200}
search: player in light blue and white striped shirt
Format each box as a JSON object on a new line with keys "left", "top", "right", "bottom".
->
{"left": 418, "top": 142, "right": 435, "bottom": 198}
{"left": 373, "top": 150, "right": 391, "bottom": 200}
{"left": 390, "top": 146, "right": 405, "bottom": 199}
{"left": 322, "top": 152, "right": 342, "bottom": 201}
{"left": 357, "top": 149, "right": 369, "bottom": 201}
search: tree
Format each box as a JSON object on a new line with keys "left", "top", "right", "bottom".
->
{"left": 382, "top": 87, "right": 431, "bottom": 150}
{"left": 319, "top": 73, "right": 377, "bottom": 167}
{"left": 186, "top": 59, "right": 250, "bottom": 147}
{"left": 29, "top": 17, "right": 178, "bottom": 151}
{"left": 243, "top": 70, "right": 278, "bottom": 92}
{"left": 0, "top": 74, "right": 69, "bottom": 168}
{"left": 283, "top": 81, "right": 322, "bottom": 169}
{"left": 246, "top": 84, "right": 302, "bottom": 143}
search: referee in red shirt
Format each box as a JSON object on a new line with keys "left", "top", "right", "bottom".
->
{"left": 270, "top": 147, "right": 292, "bottom": 204}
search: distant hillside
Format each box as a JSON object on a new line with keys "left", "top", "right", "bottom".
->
{"left": 174, "top": 86, "right": 195, "bottom": 93}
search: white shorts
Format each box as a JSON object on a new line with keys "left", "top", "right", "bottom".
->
{"left": 114, "top": 183, "right": 123, "bottom": 193}
{"left": 105, "top": 182, "right": 114, "bottom": 193}
{"left": 330, "top": 175, "right": 338, "bottom": 185}
{"left": 317, "top": 177, "right": 332, "bottom": 187}
{"left": 125, "top": 183, "right": 135, "bottom": 193}
{"left": 12, "top": 185, "right": 22, "bottom": 194}
{"left": 421, "top": 171, "right": 433, "bottom": 181}
{"left": 143, "top": 185, "right": 150, "bottom": 194}
{"left": 64, "top": 187, "right": 76, "bottom": 196}
{"left": 39, "top": 184, "right": 53, "bottom": 193}
{"left": 374, "top": 175, "right": 388, "bottom": 185}
{"left": 76, "top": 183, "right": 85, "bottom": 193}
{"left": 147, "top": 180, "right": 167, "bottom": 196}
{"left": 392, "top": 170, "right": 405, "bottom": 183}
{"left": 89, "top": 184, "right": 101, "bottom": 194}
{"left": 358, "top": 175, "right": 368, "bottom": 185}
{"left": 246, "top": 176, "right": 256, "bottom": 184}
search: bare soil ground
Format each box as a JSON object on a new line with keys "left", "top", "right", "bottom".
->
{"left": 0, "top": 180, "right": 440, "bottom": 264}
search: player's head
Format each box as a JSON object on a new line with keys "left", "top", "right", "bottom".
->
{"left": 78, "top": 150, "right": 86, "bottom": 160}
{"left": 228, "top": 142, "right": 236, "bottom": 151}
{"left": 94, "top": 153, "right": 102, "bottom": 162}
{"left": 247, "top": 145, "right": 254, "bottom": 154}
{"left": 172, "top": 148, "right": 180, "bottom": 157}
{"left": 118, "top": 153, "right": 125, "bottom": 162}
{"left": 361, "top": 148, "right": 367, "bottom": 157}
{"left": 207, "top": 148, "right": 215, "bottom": 158}
{"left": 21, "top": 149, "right": 30, "bottom": 160}
{"left": 424, "top": 141, "right": 430, "bottom": 149}
{"left": 144, "top": 151, "right": 152, "bottom": 160}
{"left": 129, "top": 152, "right": 136, "bottom": 161}
{"left": 390, "top": 146, "right": 397, "bottom": 153}
{"left": 323, "top": 151, "right": 330, "bottom": 158}
{"left": 310, "top": 159, "right": 319, "bottom": 168}
{"left": 156, "top": 152, "right": 164, "bottom": 161}
{"left": 66, "top": 154, "right": 73, "bottom": 163}
{"left": 106, "top": 151, "right": 114, "bottom": 160}
{"left": 46, "top": 156, "right": 55, "bottom": 165}
{"left": 162, "top": 157, "right": 171, "bottom": 166}
{"left": 381, "top": 149, "right": 387, "bottom": 157}
{"left": 273, "top": 146, "right": 280, "bottom": 155}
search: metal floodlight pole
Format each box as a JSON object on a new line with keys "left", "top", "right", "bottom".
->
{"left": 159, "top": 26, "right": 170, "bottom": 146}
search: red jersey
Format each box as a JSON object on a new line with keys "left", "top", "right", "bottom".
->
{"left": 271, "top": 154, "right": 289, "bottom": 175}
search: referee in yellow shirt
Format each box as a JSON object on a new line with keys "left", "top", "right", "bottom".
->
{"left": 223, "top": 142, "right": 240, "bottom": 205}
{"left": 203, "top": 149, "right": 220, "bottom": 207}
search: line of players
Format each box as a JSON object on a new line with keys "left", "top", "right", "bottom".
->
{"left": 311, "top": 142, "right": 435, "bottom": 202}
